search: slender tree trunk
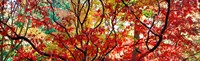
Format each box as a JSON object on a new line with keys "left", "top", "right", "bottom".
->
{"left": 132, "top": 23, "right": 140, "bottom": 61}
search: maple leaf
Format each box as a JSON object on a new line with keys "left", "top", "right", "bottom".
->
{"left": 0, "top": 0, "right": 199, "bottom": 61}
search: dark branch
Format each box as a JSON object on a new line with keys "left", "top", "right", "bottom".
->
{"left": 7, "top": 35, "right": 68, "bottom": 61}
{"left": 93, "top": 0, "right": 104, "bottom": 29}
{"left": 138, "top": 0, "right": 171, "bottom": 60}
{"left": 47, "top": 0, "right": 71, "bottom": 38}
{"left": 121, "top": 0, "right": 159, "bottom": 36}
{"left": 81, "top": 0, "right": 90, "bottom": 26}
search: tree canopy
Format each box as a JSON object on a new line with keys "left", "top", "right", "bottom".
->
{"left": 0, "top": 0, "right": 200, "bottom": 61}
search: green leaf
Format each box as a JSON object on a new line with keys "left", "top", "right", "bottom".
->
{"left": 52, "top": 0, "right": 56, "bottom": 7}
{"left": 130, "top": 0, "right": 136, "bottom": 3}
{"left": 7, "top": 58, "right": 12, "bottom": 61}
{"left": 0, "top": 16, "right": 1, "bottom": 20}
{"left": 38, "top": 2, "right": 49, "bottom": 6}
{"left": 44, "top": 28, "right": 56, "bottom": 34}
{"left": 39, "top": 26, "right": 45, "bottom": 31}
{"left": 15, "top": 45, "right": 22, "bottom": 50}
{"left": 51, "top": 0, "right": 70, "bottom": 10}
{"left": 14, "top": 21, "right": 23, "bottom": 28}
{"left": 2, "top": 50, "right": 7, "bottom": 56}
{"left": 0, "top": 35, "right": 2, "bottom": 39}
{"left": 27, "top": 20, "right": 31, "bottom": 26}
{"left": 122, "top": 0, "right": 136, "bottom": 5}
{"left": 40, "top": 26, "right": 56, "bottom": 34}
{"left": 37, "top": 56, "right": 44, "bottom": 61}
{"left": 64, "top": 2, "right": 70, "bottom": 9}
{"left": 142, "top": 10, "right": 153, "bottom": 17}
{"left": 32, "top": 10, "right": 43, "bottom": 19}
{"left": 48, "top": 10, "right": 60, "bottom": 23}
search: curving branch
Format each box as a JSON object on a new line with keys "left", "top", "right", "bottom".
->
{"left": 91, "top": 44, "right": 98, "bottom": 61}
{"left": 81, "top": 0, "right": 90, "bottom": 27}
{"left": 156, "top": 0, "right": 161, "bottom": 15}
{"left": 79, "top": 0, "right": 87, "bottom": 13}
{"left": 145, "top": 0, "right": 161, "bottom": 50}
{"left": 47, "top": 0, "right": 71, "bottom": 38}
{"left": 4, "top": 18, "right": 30, "bottom": 61}
{"left": 138, "top": 0, "right": 171, "bottom": 60}
{"left": 93, "top": 0, "right": 104, "bottom": 29}
{"left": 7, "top": 35, "right": 68, "bottom": 61}
{"left": 121, "top": 0, "right": 159, "bottom": 36}
{"left": 100, "top": 6, "right": 118, "bottom": 60}
{"left": 145, "top": 15, "right": 156, "bottom": 50}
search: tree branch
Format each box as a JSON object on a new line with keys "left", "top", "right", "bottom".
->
{"left": 7, "top": 35, "right": 68, "bottom": 61}
{"left": 47, "top": 0, "right": 71, "bottom": 38}
{"left": 121, "top": 0, "right": 159, "bottom": 36}
{"left": 93, "top": 0, "right": 104, "bottom": 29}
{"left": 138, "top": 0, "right": 171, "bottom": 60}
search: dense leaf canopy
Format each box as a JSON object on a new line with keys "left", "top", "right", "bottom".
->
{"left": 0, "top": 0, "right": 199, "bottom": 61}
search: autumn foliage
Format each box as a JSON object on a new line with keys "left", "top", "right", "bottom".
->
{"left": 0, "top": 0, "right": 200, "bottom": 61}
